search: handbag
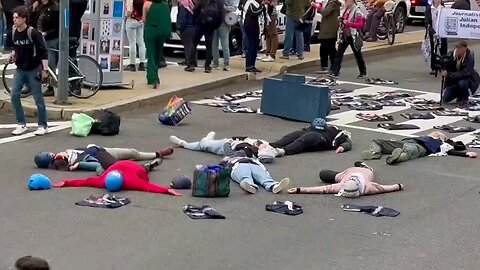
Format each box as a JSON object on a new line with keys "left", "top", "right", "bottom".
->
{"left": 70, "top": 113, "right": 95, "bottom": 137}
{"left": 192, "top": 164, "right": 231, "bottom": 197}
{"left": 158, "top": 96, "right": 192, "bottom": 126}
{"left": 225, "top": 12, "right": 239, "bottom": 26}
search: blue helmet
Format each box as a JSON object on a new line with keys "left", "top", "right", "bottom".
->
{"left": 105, "top": 170, "right": 124, "bottom": 192}
{"left": 311, "top": 118, "right": 326, "bottom": 130}
{"left": 34, "top": 152, "right": 54, "bottom": 168}
{"left": 28, "top": 173, "right": 52, "bottom": 190}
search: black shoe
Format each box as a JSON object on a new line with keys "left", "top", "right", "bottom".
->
{"left": 357, "top": 74, "right": 367, "bottom": 79}
{"left": 184, "top": 66, "right": 195, "bottom": 72}
{"left": 247, "top": 67, "right": 262, "bottom": 73}
{"left": 354, "top": 161, "right": 374, "bottom": 172}
{"left": 328, "top": 73, "right": 338, "bottom": 79}
{"left": 125, "top": 64, "right": 136, "bottom": 71}
{"left": 43, "top": 86, "right": 55, "bottom": 97}
{"left": 204, "top": 67, "right": 212, "bottom": 73}
{"left": 138, "top": 62, "right": 146, "bottom": 71}
{"left": 159, "top": 62, "right": 168, "bottom": 68}
{"left": 145, "top": 158, "right": 163, "bottom": 171}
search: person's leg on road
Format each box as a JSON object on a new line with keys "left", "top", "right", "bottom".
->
{"left": 331, "top": 38, "right": 349, "bottom": 76}
{"left": 270, "top": 130, "right": 307, "bottom": 148}
{"left": 27, "top": 68, "right": 48, "bottom": 132}
{"left": 349, "top": 38, "right": 367, "bottom": 76}
{"left": 10, "top": 70, "right": 28, "bottom": 134}
{"left": 198, "top": 138, "right": 230, "bottom": 155}
{"left": 125, "top": 19, "right": 138, "bottom": 68}
{"left": 281, "top": 132, "right": 326, "bottom": 155}
{"left": 240, "top": 20, "right": 248, "bottom": 56}
{"left": 281, "top": 16, "right": 295, "bottom": 57}
{"left": 218, "top": 23, "right": 231, "bottom": 70}
{"left": 319, "top": 39, "right": 329, "bottom": 69}
{"left": 249, "top": 163, "right": 279, "bottom": 191}
{"left": 231, "top": 163, "right": 258, "bottom": 193}
{"left": 386, "top": 142, "right": 427, "bottom": 164}
{"left": 362, "top": 139, "right": 404, "bottom": 160}
{"left": 104, "top": 148, "right": 157, "bottom": 160}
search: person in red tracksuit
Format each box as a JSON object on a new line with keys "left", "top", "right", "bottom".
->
{"left": 54, "top": 160, "right": 181, "bottom": 195}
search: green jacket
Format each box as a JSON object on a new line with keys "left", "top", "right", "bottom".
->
{"left": 144, "top": 0, "right": 172, "bottom": 40}
{"left": 318, "top": 0, "right": 341, "bottom": 39}
{"left": 285, "top": 0, "right": 310, "bottom": 21}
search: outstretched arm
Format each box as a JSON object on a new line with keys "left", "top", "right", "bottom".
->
{"left": 364, "top": 182, "right": 403, "bottom": 195}
{"left": 288, "top": 183, "right": 343, "bottom": 194}
{"left": 142, "top": 182, "right": 181, "bottom": 196}
{"left": 55, "top": 176, "right": 105, "bottom": 188}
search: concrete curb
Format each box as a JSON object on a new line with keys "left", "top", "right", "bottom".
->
{"left": 1, "top": 38, "right": 423, "bottom": 120}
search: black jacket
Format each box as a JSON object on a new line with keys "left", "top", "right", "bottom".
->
{"left": 445, "top": 49, "right": 480, "bottom": 93}
{"left": 1, "top": 0, "right": 24, "bottom": 12}
{"left": 451, "top": 0, "right": 470, "bottom": 9}
{"left": 30, "top": 2, "right": 59, "bottom": 41}
{"left": 177, "top": 5, "right": 196, "bottom": 32}
{"left": 69, "top": 0, "right": 88, "bottom": 39}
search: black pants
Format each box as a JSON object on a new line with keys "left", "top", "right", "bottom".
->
{"left": 181, "top": 27, "right": 197, "bottom": 68}
{"left": 331, "top": 36, "right": 367, "bottom": 76}
{"left": 245, "top": 28, "right": 259, "bottom": 69}
{"left": 319, "top": 38, "right": 337, "bottom": 69}
{"left": 195, "top": 28, "right": 214, "bottom": 69}
{"left": 4, "top": 11, "right": 13, "bottom": 49}
{"left": 270, "top": 130, "right": 329, "bottom": 155}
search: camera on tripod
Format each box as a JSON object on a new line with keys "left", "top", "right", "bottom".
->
{"left": 432, "top": 54, "right": 454, "bottom": 77}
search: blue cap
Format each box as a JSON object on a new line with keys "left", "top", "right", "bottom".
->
{"left": 170, "top": 175, "right": 192, "bottom": 189}
{"left": 311, "top": 118, "right": 326, "bottom": 130}
{"left": 28, "top": 173, "right": 52, "bottom": 190}
{"left": 34, "top": 152, "right": 54, "bottom": 168}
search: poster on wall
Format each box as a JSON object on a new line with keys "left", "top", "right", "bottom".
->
{"left": 111, "top": 19, "right": 123, "bottom": 37}
{"left": 101, "top": 19, "right": 112, "bottom": 36}
{"left": 110, "top": 55, "right": 121, "bottom": 71}
{"left": 437, "top": 8, "right": 480, "bottom": 39}
{"left": 110, "top": 38, "right": 122, "bottom": 53}
{"left": 82, "top": 22, "right": 90, "bottom": 40}
{"left": 85, "top": 0, "right": 91, "bottom": 14}
{"left": 100, "top": 37, "right": 110, "bottom": 54}
{"left": 99, "top": 55, "right": 111, "bottom": 71}
{"left": 101, "top": 0, "right": 112, "bottom": 18}
{"left": 112, "top": 1, "right": 124, "bottom": 18}
{"left": 89, "top": 43, "right": 96, "bottom": 57}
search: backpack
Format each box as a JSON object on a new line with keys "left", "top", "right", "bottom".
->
{"left": 192, "top": 164, "right": 231, "bottom": 197}
{"left": 200, "top": 0, "right": 222, "bottom": 29}
{"left": 90, "top": 110, "right": 121, "bottom": 136}
{"left": 12, "top": 26, "right": 38, "bottom": 57}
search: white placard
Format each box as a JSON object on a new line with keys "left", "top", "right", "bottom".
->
{"left": 437, "top": 8, "right": 480, "bottom": 39}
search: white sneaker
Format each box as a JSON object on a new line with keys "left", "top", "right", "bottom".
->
{"left": 240, "top": 180, "right": 257, "bottom": 194}
{"left": 262, "top": 56, "right": 275, "bottom": 62}
{"left": 275, "top": 148, "right": 286, "bottom": 157}
{"left": 206, "top": 131, "right": 216, "bottom": 140}
{"left": 34, "top": 126, "right": 49, "bottom": 136}
{"left": 257, "top": 55, "right": 266, "bottom": 60}
{"left": 11, "top": 124, "right": 28, "bottom": 135}
{"left": 272, "top": 178, "right": 290, "bottom": 194}
{"left": 169, "top": 135, "right": 187, "bottom": 147}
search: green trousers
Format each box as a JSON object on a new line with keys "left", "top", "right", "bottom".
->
{"left": 145, "top": 34, "right": 168, "bottom": 85}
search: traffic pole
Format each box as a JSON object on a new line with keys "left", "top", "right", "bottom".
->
{"left": 56, "top": 0, "right": 69, "bottom": 104}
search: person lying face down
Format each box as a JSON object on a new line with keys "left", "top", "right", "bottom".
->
{"left": 219, "top": 147, "right": 290, "bottom": 194}
{"left": 269, "top": 118, "right": 353, "bottom": 156}
{"left": 361, "top": 131, "right": 477, "bottom": 165}
{"left": 169, "top": 131, "right": 278, "bottom": 163}
{"left": 288, "top": 162, "right": 403, "bottom": 197}
{"left": 54, "top": 160, "right": 181, "bottom": 196}
{"left": 34, "top": 144, "right": 173, "bottom": 171}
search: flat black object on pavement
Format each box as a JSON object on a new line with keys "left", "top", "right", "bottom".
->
{"left": 378, "top": 123, "right": 421, "bottom": 130}
{"left": 183, "top": 204, "right": 225, "bottom": 219}
{"left": 266, "top": 201, "right": 304, "bottom": 216}
{"left": 76, "top": 194, "right": 131, "bottom": 209}
{"left": 342, "top": 204, "right": 400, "bottom": 217}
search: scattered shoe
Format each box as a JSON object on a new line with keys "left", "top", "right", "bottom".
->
{"left": 125, "top": 64, "right": 136, "bottom": 72}
{"left": 274, "top": 148, "right": 286, "bottom": 157}
{"left": 272, "top": 178, "right": 290, "bottom": 194}
{"left": 206, "top": 131, "right": 216, "bottom": 139}
{"left": 386, "top": 148, "right": 403, "bottom": 165}
{"left": 240, "top": 180, "right": 257, "bottom": 194}
{"left": 138, "top": 63, "right": 146, "bottom": 71}
{"left": 34, "top": 126, "right": 48, "bottom": 136}
{"left": 169, "top": 135, "right": 187, "bottom": 147}
{"left": 12, "top": 125, "right": 28, "bottom": 135}
{"left": 354, "top": 161, "right": 374, "bottom": 172}
{"left": 157, "top": 147, "right": 174, "bottom": 157}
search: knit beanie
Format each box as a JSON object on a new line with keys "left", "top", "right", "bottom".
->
{"left": 171, "top": 175, "right": 192, "bottom": 189}
{"left": 341, "top": 179, "right": 361, "bottom": 198}
{"left": 258, "top": 147, "right": 276, "bottom": 164}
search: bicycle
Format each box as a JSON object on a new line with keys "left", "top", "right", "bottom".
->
{"left": 377, "top": 0, "right": 396, "bottom": 46}
{"left": 2, "top": 40, "right": 103, "bottom": 99}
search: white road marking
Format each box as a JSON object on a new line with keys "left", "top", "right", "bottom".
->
{"left": 0, "top": 123, "right": 71, "bottom": 145}
{"left": 0, "top": 121, "right": 70, "bottom": 129}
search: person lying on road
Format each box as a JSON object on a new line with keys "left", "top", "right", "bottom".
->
{"left": 54, "top": 160, "right": 181, "bottom": 195}
{"left": 169, "top": 131, "right": 278, "bottom": 163}
{"left": 361, "top": 131, "right": 477, "bottom": 165}
{"left": 287, "top": 161, "right": 403, "bottom": 197}
{"left": 220, "top": 147, "right": 290, "bottom": 194}
{"left": 34, "top": 144, "right": 173, "bottom": 171}
{"left": 269, "top": 118, "right": 352, "bottom": 156}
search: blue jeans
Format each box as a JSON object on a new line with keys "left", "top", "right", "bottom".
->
{"left": 11, "top": 67, "right": 47, "bottom": 127}
{"left": 292, "top": 23, "right": 312, "bottom": 52}
{"left": 282, "top": 17, "right": 304, "bottom": 57}
{"left": 213, "top": 23, "right": 231, "bottom": 67}
{"left": 231, "top": 163, "right": 277, "bottom": 191}
{"left": 46, "top": 38, "right": 58, "bottom": 72}
{"left": 184, "top": 138, "right": 229, "bottom": 155}
{"left": 245, "top": 29, "right": 259, "bottom": 69}
{"left": 443, "top": 79, "right": 472, "bottom": 102}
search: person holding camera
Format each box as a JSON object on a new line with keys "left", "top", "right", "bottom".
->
{"left": 441, "top": 41, "right": 480, "bottom": 106}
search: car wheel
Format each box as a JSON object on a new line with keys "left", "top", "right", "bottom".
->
{"left": 394, "top": 5, "right": 406, "bottom": 33}
{"left": 229, "top": 26, "right": 243, "bottom": 56}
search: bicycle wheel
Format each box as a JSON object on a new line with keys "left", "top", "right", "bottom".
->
{"left": 68, "top": 55, "right": 103, "bottom": 99}
{"left": 2, "top": 62, "right": 32, "bottom": 98}
{"left": 387, "top": 16, "right": 396, "bottom": 45}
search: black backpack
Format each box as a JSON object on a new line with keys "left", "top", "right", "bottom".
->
{"left": 201, "top": 0, "right": 222, "bottom": 29}
{"left": 90, "top": 110, "right": 121, "bottom": 136}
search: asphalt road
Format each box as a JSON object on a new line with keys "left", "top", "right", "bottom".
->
{"left": 1, "top": 40, "right": 479, "bottom": 270}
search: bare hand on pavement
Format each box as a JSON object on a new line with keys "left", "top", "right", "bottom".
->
{"left": 54, "top": 181, "right": 65, "bottom": 188}
{"left": 336, "top": 146, "right": 345, "bottom": 153}
{"left": 168, "top": 189, "right": 181, "bottom": 196}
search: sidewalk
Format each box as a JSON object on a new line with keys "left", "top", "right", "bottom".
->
{"left": 0, "top": 30, "right": 424, "bottom": 120}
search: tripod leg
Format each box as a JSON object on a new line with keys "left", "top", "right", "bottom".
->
{"left": 440, "top": 75, "right": 445, "bottom": 105}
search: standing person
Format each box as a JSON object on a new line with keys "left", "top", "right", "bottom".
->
{"left": 212, "top": 0, "right": 238, "bottom": 71}
{"left": 238, "top": 0, "right": 248, "bottom": 58}
{"left": 0, "top": 0, "right": 24, "bottom": 51}
{"left": 315, "top": 0, "right": 340, "bottom": 74}
{"left": 177, "top": 0, "right": 197, "bottom": 72}
{"left": 69, "top": 0, "right": 88, "bottom": 58}
{"left": 142, "top": 0, "right": 172, "bottom": 89}
{"left": 329, "top": 0, "right": 367, "bottom": 79}
{"left": 243, "top": 0, "right": 266, "bottom": 73}
{"left": 29, "top": 0, "right": 59, "bottom": 97}
{"left": 280, "top": 0, "right": 309, "bottom": 60}
{"left": 425, "top": 0, "right": 447, "bottom": 75}
{"left": 125, "top": 0, "right": 147, "bottom": 72}
{"left": 260, "top": 0, "right": 278, "bottom": 62}
{"left": 193, "top": 0, "right": 224, "bottom": 73}
{"left": 9, "top": 6, "right": 49, "bottom": 136}
{"left": 363, "top": 0, "right": 387, "bottom": 42}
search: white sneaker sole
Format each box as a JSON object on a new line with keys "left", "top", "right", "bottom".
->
{"left": 272, "top": 178, "right": 290, "bottom": 194}
{"left": 240, "top": 181, "right": 257, "bottom": 194}
{"left": 12, "top": 128, "right": 28, "bottom": 136}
